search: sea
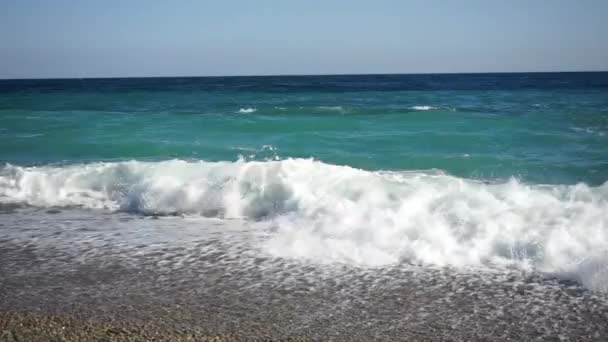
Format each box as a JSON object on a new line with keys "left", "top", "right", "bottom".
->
{"left": 1, "top": 73, "right": 608, "bottom": 338}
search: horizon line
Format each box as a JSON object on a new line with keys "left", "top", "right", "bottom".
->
{"left": 1, "top": 69, "right": 607, "bottom": 81}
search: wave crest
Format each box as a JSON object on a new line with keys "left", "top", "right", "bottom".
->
{"left": 410, "top": 105, "right": 437, "bottom": 111}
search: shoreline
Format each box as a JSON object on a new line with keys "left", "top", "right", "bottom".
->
{"left": 1, "top": 208, "right": 608, "bottom": 341}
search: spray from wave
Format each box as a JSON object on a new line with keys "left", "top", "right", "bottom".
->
{"left": 1, "top": 159, "right": 607, "bottom": 292}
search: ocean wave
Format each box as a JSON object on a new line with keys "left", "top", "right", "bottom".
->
{"left": 410, "top": 105, "right": 437, "bottom": 111}
{"left": 316, "top": 106, "right": 345, "bottom": 112}
{"left": 1, "top": 159, "right": 607, "bottom": 292}
{"left": 570, "top": 126, "right": 606, "bottom": 136}
{"left": 237, "top": 107, "right": 257, "bottom": 113}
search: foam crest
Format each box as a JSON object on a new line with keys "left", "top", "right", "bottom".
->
{"left": 1, "top": 159, "right": 607, "bottom": 291}
{"left": 410, "top": 105, "right": 437, "bottom": 111}
{"left": 316, "top": 106, "right": 345, "bottom": 112}
{"left": 237, "top": 107, "right": 257, "bottom": 113}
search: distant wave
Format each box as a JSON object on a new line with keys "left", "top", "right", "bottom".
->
{"left": 570, "top": 126, "right": 606, "bottom": 137}
{"left": 1, "top": 159, "right": 607, "bottom": 292}
{"left": 316, "top": 106, "right": 345, "bottom": 112}
{"left": 410, "top": 105, "right": 437, "bottom": 111}
{"left": 237, "top": 107, "right": 257, "bottom": 113}
{"left": 237, "top": 105, "right": 456, "bottom": 115}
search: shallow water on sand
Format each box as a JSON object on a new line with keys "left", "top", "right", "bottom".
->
{"left": 1, "top": 207, "right": 607, "bottom": 340}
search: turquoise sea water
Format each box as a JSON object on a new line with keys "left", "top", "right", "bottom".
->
{"left": 1, "top": 73, "right": 608, "bottom": 292}
{"left": 1, "top": 73, "right": 607, "bottom": 185}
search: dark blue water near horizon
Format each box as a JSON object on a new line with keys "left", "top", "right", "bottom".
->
{"left": 2, "top": 71, "right": 608, "bottom": 93}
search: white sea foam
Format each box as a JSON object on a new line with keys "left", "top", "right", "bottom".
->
{"left": 410, "top": 105, "right": 437, "bottom": 111}
{"left": 316, "top": 106, "right": 345, "bottom": 112}
{"left": 237, "top": 107, "right": 257, "bottom": 113}
{"left": 1, "top": 159, "right": 607, "bottom": 291}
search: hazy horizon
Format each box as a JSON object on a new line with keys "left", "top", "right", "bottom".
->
{"left": 2, "top": 70, "right": 608, "bottom": 81}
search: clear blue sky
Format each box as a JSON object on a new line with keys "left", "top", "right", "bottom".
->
{"left": 1, "top": 0, "right": 607, "bottom": 78}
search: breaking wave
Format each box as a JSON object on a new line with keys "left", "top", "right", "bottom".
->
{"left": 1, "top": 159, "right": 607, "bottom": 291}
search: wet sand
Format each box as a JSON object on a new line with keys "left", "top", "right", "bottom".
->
{"left": 1, "top": 209, "right": 608, "bottom": 341}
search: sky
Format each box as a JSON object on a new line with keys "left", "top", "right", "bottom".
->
{"left": 1, "top": 0, "right": 607, "bottom": 79}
